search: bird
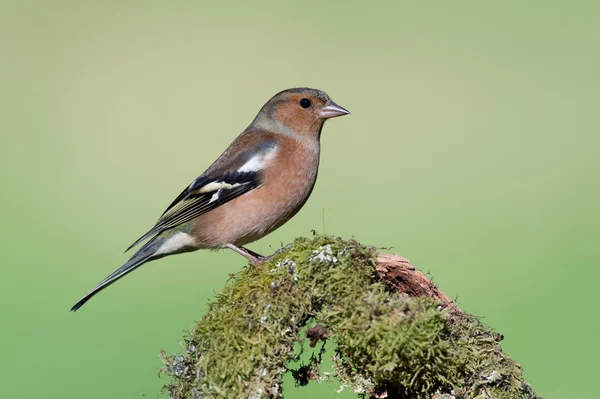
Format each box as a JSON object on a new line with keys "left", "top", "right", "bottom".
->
{"left": 71, "top": 87, "right": 349, "bottom": 311}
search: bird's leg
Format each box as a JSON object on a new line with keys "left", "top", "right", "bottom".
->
{"left": 240, "top": 246, "right": 263, "bottom": 259}
{"left": 226, "top": 244, "right": 263, "bottom": 266}
{"left": 227, "top": 244, "right": 292, "bottom": 266}
{"left": 240, "top": 245, "right": 291, "bottom": 263}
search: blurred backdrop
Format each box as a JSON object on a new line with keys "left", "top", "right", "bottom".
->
{"left": 1, "top": 1, "right": 598, "bottom": 398}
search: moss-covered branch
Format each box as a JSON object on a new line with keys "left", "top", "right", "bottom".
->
{"left": 161, "top": 236, "right": 542, "bottom": 399}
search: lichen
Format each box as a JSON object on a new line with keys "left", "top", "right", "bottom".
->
{"left": 160, "top": 236, "right": 542, "bottom": 399}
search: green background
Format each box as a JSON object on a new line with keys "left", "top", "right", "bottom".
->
{"left": 2, "top": 1, "right": 598, "bottom": 398}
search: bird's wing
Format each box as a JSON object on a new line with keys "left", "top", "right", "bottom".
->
{"left": 125, "top": 135, "right": 279, "bottom": 251}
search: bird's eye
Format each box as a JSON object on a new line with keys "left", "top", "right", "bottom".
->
{"left": 300, "top": 98, "right": 311, "bottom": 108}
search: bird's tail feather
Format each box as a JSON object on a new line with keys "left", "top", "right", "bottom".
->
{"left": 71, "top": 237, "right": 161, "bottom": 312}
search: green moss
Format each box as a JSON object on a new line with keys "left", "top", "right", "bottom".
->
{"left": 161, "top": 236, "right": 542, "bottom": 399}
{"left": 448, "top": 314, "right": 541, "bottom": 399}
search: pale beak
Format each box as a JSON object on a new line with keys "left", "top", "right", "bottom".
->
{"left": 319, "top": 101, "right": 350, "bottom": 119}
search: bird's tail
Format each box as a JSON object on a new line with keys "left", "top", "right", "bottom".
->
{"left": 70, "top": 237, "right": 163, "bottom": 312}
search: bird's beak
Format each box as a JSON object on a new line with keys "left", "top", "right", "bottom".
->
{"left": 319, "top": 101, "right": 350, "bottom": 119}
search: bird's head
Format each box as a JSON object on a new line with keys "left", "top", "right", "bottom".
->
{"left": 250, "top": 87, "right": 350, "bottom": 139}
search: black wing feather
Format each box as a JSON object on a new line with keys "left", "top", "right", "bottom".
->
{"left": 125, "top": 171, "right": 261, "bottom": 252}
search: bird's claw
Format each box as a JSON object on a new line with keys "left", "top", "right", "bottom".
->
{"left": 232, "top": 244, "right": 291, "bottom": 267}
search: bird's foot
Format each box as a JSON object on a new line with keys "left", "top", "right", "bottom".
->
{"left": 226, "top": 244, "right": 290, "bottom": 267}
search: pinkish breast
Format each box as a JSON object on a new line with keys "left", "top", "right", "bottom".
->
{"left": 191, "top": 137, "right": 320, "bottom": 248}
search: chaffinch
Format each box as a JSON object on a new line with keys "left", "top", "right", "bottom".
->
{"left": 71, "top": 87, "right": 349, "bottom": 311}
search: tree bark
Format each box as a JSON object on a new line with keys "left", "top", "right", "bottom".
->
{"left": 375, "top": 254, "right": 460, "bottom": 314}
